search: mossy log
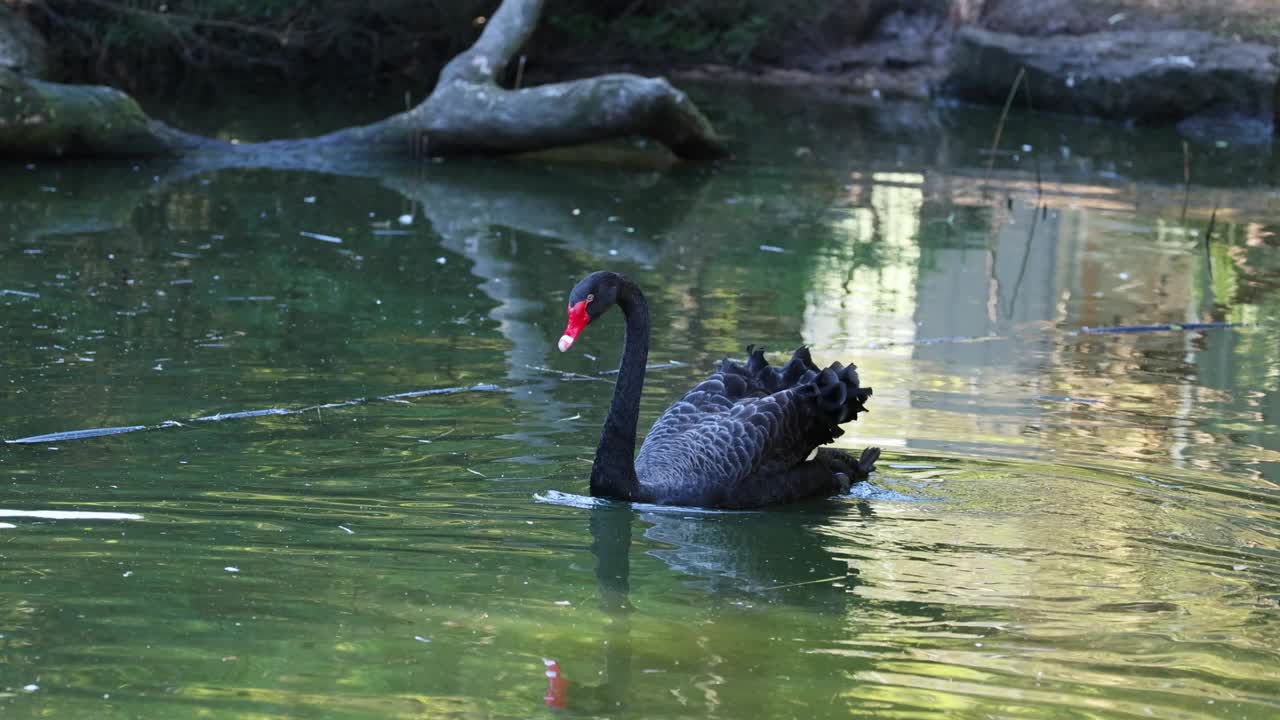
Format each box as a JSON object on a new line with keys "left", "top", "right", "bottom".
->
{"left": 0, "top": 70, "right": 211, "bottom": 157}
{"left": 0, "top": 0, "right": 727, "bottom": 164}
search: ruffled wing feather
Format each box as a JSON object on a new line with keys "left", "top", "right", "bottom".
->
{"left": 634, "top": 347, "right": 872, "bottom": 508}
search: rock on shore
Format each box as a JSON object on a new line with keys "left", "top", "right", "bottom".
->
{"left": 945, "top": 27, "right": 1278, "bottom": 139}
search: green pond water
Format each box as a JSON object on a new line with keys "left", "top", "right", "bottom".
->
{"left": 2, "top": 87, "right": 1279, "bottom": 719}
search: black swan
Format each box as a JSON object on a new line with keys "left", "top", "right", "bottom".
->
{"left": 558, "top": 271, "right": 880, "bottom": 509}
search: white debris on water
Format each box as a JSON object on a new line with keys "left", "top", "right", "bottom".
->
{"left": 300, "top": 231, "right": 343, "bottom": 244}
{"left": 0, "top": 509, "right": 142, "bottom": 520}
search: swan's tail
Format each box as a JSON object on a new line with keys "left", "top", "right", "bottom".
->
{"left": 794, "top": 353, "right": 872, "bottom": 435}
{"left": 725, "top": 346, "right": 862, "bottom": 391}
{"left": 816, "top": 361, "right": 872, "bottom": 423}
{"left": 718, "top": 346, "right": 872, "bottom": 430}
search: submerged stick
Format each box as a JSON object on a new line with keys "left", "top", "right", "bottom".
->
{"left": 4, "top": 425, "right": 149, "bottom": 444}
{"left": 598, "top": 360, "right": 683, "bottom": 376}
{"left": 4, "top": 357, "right": 689, "bottom": 446}
{"left": 861, "top": 320, "right": 1244, "bottom": 350}
{"left": 1078, "top": 321, "right": 1240, "bottom": 334}
{"left": 523, "top": 364, "right": 611, "bottom": 383}
{"left": 757, "top": 574, "right": 847, "bottom": 591}
{"left": 3, "top": 384, "right": 502, "bottom": 445}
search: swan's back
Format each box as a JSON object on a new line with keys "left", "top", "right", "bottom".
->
{"left": 635, "top": 347, "right": 871, "bottom": 507}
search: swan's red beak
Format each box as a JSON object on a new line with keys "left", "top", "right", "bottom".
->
{"left": 559, "top": 300, "right": 590, "bottom": 352}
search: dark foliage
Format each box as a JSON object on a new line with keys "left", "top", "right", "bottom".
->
{"left": 24, "top": 0, "right": 491, "bottom": 90}
{"left": 19, "top": 0, "right": 833, "bottom": 91}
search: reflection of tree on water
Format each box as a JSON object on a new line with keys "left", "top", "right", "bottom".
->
{"left": 382, "top": 161, "right": 712, "bottom": 445}
{"left": 0, "top": 158, "right": 712, "bottom": 438}
{"left": 545, "top": 500, "right": 872, "bottom": 713}
{"left": 7, "top": 130, "right": 1277, "bottom": 481}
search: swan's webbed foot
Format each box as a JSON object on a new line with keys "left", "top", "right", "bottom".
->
{"left": 854, "top": 446, "right": 881, "bottom": 480}
{"left": 810, "top": 446, "right": 879, "bottom": 497}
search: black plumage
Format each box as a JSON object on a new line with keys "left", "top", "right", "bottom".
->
{"left": 559, "top": 271, "right": 879, "bottom": 509}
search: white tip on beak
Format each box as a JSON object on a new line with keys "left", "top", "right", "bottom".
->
{"left": 558, "top": 335, "right": 574, "bottom": 352}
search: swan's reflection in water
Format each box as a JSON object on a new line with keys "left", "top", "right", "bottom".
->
{"left": 544, "top": 500, "right": 873, "bottom": 712}
{"left": 541, "top": 505, "right": 634, "bottom": 713}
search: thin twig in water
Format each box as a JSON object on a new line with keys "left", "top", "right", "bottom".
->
{"left": 598, "top": 360, "right": 683, "bottom": 376}
{"left": 985, "top": 66, "right": 1026, "bottom": 183}
{"left": 758, "top": 574, "right": 846, "bottom": 591}
{"left": 523, "top": 364, "right": 611, "bottom": 383}
{"left": 1021, "top": 74, "right": 1042, "bottom": 203}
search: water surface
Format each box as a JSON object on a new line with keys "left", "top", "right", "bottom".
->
{"left": 2, "top": 88, "right": 1278, "bottom": 719}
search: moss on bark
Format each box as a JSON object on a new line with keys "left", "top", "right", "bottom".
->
{"left": 0, "top": 69, "right": 213, "bottom": 157}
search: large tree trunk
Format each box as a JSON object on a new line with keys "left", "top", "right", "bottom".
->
{"left": 0, "top": 0, "right": 727, "bottom": 164}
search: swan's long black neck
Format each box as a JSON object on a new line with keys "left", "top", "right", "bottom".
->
{"left": 590, "top": 279, "right": 648, "bottom": 501}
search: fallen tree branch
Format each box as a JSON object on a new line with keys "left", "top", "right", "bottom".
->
{"left": 0, "top": 69, "right": 212, "bottom": 156}
{"left": 0, "top": 0, "right": 728, "bottom": 163}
